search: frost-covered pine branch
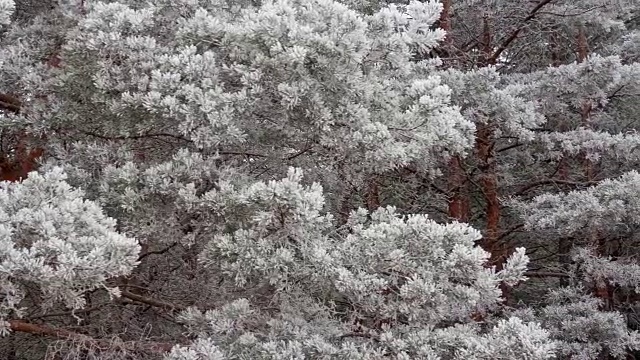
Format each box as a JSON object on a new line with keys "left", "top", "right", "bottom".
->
{"left": 0, "top": 167, "right": 139, "bottom": 331}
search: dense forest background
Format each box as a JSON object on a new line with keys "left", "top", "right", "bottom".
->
{"left": 1, "top": 0, "right": 640, "bottom": 359}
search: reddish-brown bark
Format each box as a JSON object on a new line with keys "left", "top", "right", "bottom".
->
{"left": 439, "top": 0, "right": 452, "bottom": 39}
{"left": 0, "top": 92, "right": 21, "bottom": 113}
{"left": 441, "top": 0, "right": 472, "bottom": 223}
{"left": 8, "top": 283, "right": 184, "bottom": 353}
{"left": 577, "top": 26, "right": 589, "bottom": 63}
{"left": 0, "top": 89, "right": 43, "bottom": 183}
{"left": 481, "top": 16, "right": 513, "bottom": 303}
{"left": 0, "top": 132, "right": 45, "bottom": 182}
{"left": 477, "top": 16, "right": 506, "bottom": 268}
{"left": 8, "top": 320, "right": 174, "bottom": 354}
{"left": 447, "top": 156, "right": 470, "bottom": 222}
{"left": 0, "top": 50, "right": 60, "bottom": 182}
{"left": 476, "top": 123, "right": 503, "bottom": 266}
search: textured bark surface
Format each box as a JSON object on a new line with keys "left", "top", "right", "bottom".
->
{"left": 476, "top": 123, "right": 503, "bottom": 266}
{"left": 441, "top": 0, "right": 472, "bottom": 223}
{"left": 447, "top": 156, "right": 470, "bottom": 222}
{"left": 0, "top": 50, "right": 57, "bottom": 182}
{"left": 366, "top": 175, "right": 380, "bottom": 211}
{"left": 0, "top": 132, "right": 45, "bottom": 182}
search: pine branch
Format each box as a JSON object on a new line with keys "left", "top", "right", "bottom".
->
{"left": 515, "top": 179, "right": 599, "bottom": 196}
{"left": 119, "top": 290, "right": 186, "bottom": 313}
{"left": 137, "top": 242, "right": 179, "bottom": 261}
{"left": 8, "top": 320, "right": 175, "bottom": 353}
{"left": 80, "top": 130, "right": 192, "bottom": 143}
{"left": 489, "top": 0, "right": 556, "bottom": 64}
{"left": 0, "top": 50, "right": 59, "bottom": 114}
{"left": 524, "top": 271, "right": 570, "bottom": 278}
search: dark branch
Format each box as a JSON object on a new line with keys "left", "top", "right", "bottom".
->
{"left": 0, "top": 93, "right": 22, "bottom": 113}
{"left": 80, "top": 130, "right": 191, "bottom": 143}
{"left": 514, "top": 179, "right": 599, "bottom": 196}
{"left": 489, "top": 0, "right": 556, "bottom": 64}
{"left": 120, "top": 290, "right": 185, "bottom": 313}
{"left": 525, "top": 271, "right": 571, "bottom": 278}
{"left": 8, "top": 319, "right": 175, "bottom": 353}
{"left": 137, "top": 242, "right": 179, "bottom": 261}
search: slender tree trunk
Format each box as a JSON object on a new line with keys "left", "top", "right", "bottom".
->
{"left": 477, "top": 15, "right": 504, "bottom": 267}
{"left": 447, "top": 157, "right": 470, "bottom": 221}
{"left": 339, "top": 188, "right": 353, "bottom": 225}
{"left": 479, "top": 15, "right": 512, "bottom": 303}
{"left": 476, "top": 123, "right": 502, "bottom": 264}
{"left": 439, "top": 0, "right": 452, "bottom": 56}
{"left": 366, "top": 175, "right": 380, "bottom": 211}
{"left": 440, "top": 0, "right": 471, "bottom": 222}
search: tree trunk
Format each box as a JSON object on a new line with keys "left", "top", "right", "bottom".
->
{"left": 447, "top": 156, "right": 470, "bottom": 221}
{"left": 366, "top": 175, "right": 380, "bottom": 211}
{"left": 480, "top": 15, "right": 511, "bottom": 302}
{"left": 440, "top": 0, "right": 471, "bottom": 223}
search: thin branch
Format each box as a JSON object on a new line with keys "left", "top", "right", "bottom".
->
{"left": 536, "top": 6, "right": 606, "bottom": 18}
{"left": 524, "top": 271, "right": 571, "bottom": 278}
{"left": 496, "top": 142, "right": 523, "bottom": 153}
{"left": 119, "top": 290, "right": 185, "bottom": 312}
{"left": 80, "top": 130, "right": 191, "bottom": 143}
{"left": 489, "top": 0, "right": 556, "bottom": 64}
{"left": 137, "top": 242, "right": 179, "bottom": 261}
{"left": 9, "top": 319, "right": 93, "bottom": 342}
{"left": 531, "top": 250, "right": 563, "bottom": 263}
{"left": 514, "top": 179, "right": 599, "bottom": 196}
{"left": 498, "top": 223, "right": 524, "bottom": 241}
{"left": 8, "top": 320, "right": 175, "bottom": 353}
{"left": 217, "top": 150, "right": 268, "bottom": 158}
{"left": 286, "top": 146, "right": 312, "bottom": 160}
{"left": 607, "top": 85, "right": 627, "bottom": 101}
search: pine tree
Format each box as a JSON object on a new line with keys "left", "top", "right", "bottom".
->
{"left": 1, "top": 0, "right": 640, "bottom": 359}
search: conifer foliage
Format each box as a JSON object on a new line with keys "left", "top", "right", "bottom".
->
{"left": 0, "top": 0, "right": 640, "bottom": 359}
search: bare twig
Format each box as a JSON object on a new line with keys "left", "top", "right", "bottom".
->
{"left": 119, "top": 290, "right": 185, "bottom": 313}
{"left": 524, "top": 271, "right": 571, "bottom": 278}
{"left": 515, "top": 178, "right": 599, "bottom": 196}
